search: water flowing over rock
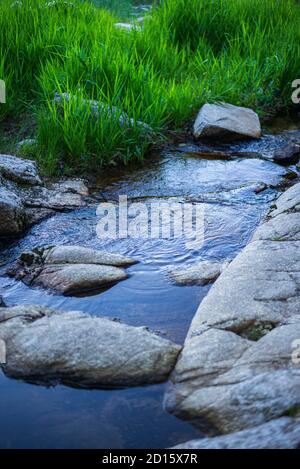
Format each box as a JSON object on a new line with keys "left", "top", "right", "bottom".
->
{"left": 164, "top": 182, "right": 300, "bottom": 435}
{"left": 193, "top": 103, "right": 261, "bottom": 141}
{"left": 0, "top": 183, "right": 27, "bottom": 237}
{"left": 169, "top": 260, "right": 229, "bottom": 286}
{"left": 7, "top": 245, "right": 136, "bottom": 296}
{"left": 171, "top": 417, "right": 300, "bottom": 449}
{"left": 0, "top": 305, "right": 181, "bottom": 388}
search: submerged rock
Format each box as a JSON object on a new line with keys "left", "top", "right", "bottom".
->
{"left": 180, "top": 133, "right": 300, "bottom": 165}
{"left": 165, "top": 182, "right": 300, "bottom": 434}
{"left": 169, "top": 260, "right": 229, "bottom": 286}
{"left": 0, "top": 154, "right": 42, "bottom": 186}
{"left": 171, "top": 417, "right": 300, "bottom": 449}
{"left": 193, "top": 103, "right": 261, "bottom": 141}
{"left": 0, "top": 305, "right": 181, "bottom": 388}
{"left": 8, "top": 245, "right": 136, "bottom": 296}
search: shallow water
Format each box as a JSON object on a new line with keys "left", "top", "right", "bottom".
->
{"left": 0, "top": 147, "right": 294, "bottom": 448}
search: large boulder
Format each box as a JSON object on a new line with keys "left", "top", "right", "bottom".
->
{"left": 0, "top": 154, "right": 42, "bottom": 186}
{"left": 0, "top": 183, "right": 27, "bottom": 237}
{"left": 193, "top": 103, "right": 261, "bottom": 141}
{"left": 165, "top": 182, "right": 300, "bottom": 435}
{"left": 171, "top": 417, "right": 300, "bottom": 449}
{"left": 7, "top": 245, "right": 136, "bottom": 296}
{"left": 0, "top": 305, "right": 181, "bottom": 388}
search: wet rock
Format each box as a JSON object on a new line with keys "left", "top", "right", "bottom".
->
{"left": 8, "top": 245, "right": 136, "bottom": 296}
{"left": 165, "top": 182, "right": 300, "bottom": 434}
{"left": 169, "top": 260, "right": 229, "bottom": 286}
{"left": 22, "top": 179, "right": 88, "bottom": 211}
{"left": 193, "top": 103, "right": 261, "bottom": 141}
{"left": 0, "top": 154, "right": 42, "bottom": 186}
{"left": 0, "top": 305, "right": 181, "bottom": 387}
{"left": 0, "top": 184, "right": 27, "bottom": 237}
{"left": 171, "top": 417, "right": 300, "bottom": 449}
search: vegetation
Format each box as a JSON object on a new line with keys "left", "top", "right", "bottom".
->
{"left": 0, "top": 0, "right": 300, "bottom": 174}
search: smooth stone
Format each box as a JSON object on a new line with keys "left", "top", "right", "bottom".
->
{"left": 171, "top": 417, "right": 300, "bottom": 449}
{"left": 8, "top": 245, "right": 136, "bottom": 296}
{"left": 44, "top": 245, "right": 136, "bottom": 267}
{"left": 193, "top": 103, "right": 261, "bottom": 141}
{"left": 34, "top": 263, "right": 128, "bottom": 295}
{"left": 0, "top": 305, "right": 181, "bottom": 387}
{"left": 169, "top": 260, "right": 228, "bottom": 286}
{"left": 0, "top": 154, "right": 42, "bottom": 185}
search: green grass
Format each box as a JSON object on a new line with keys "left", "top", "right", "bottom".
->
{"left": 0, "top": 0, "right": 300, "bottom": 175}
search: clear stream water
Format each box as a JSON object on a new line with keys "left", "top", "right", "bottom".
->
{"left": 0, "top": 118, "right": 298, "bottom": 447}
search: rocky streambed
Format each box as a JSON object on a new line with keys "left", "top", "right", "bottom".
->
{"left": 1, "top": 109, "right": 300, "bottom": 448}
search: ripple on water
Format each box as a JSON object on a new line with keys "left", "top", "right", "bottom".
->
{"left": 0, "top": 151, "right": 294, "bottom": 448}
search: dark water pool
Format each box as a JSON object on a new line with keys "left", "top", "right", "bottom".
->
{"left": 0, "top": 148, "right": 292, "bottom": 448}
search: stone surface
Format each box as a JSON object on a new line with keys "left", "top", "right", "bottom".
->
{"left": 193, "top": 103, "right": 261, "bottom": 141}
{"left": 165, "top": 182, "right": 300, "bottom": 434}
{"left": 44, "top": 245, "right": 136, "bottom": 267}
{"left": 171, "top": 417, "right": 300, "bottom": 449}
{"left": 22, "top": 180, "right": 88, "bottom": 211}
{"left": 0, "top": 305, "right": 181, "bottom": 387}
{"left": 8, "top": 245, "right": 136, "bottom": 296}
{"left": 0, "top": 154, "right": 42, "bottom": 185}
{"left": 0, "top": 154, "right": 89, "bottom": 237}
{"left": 169, "top": 260, "right": 229, "bottom": 286}
{"left": 0, "top": 183, "right": 27, "bottom": 237}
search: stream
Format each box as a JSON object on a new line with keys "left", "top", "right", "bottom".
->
{"left": 0, "top": 119, "right": 299, "bottom": 448}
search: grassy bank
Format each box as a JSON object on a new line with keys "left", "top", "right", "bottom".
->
{"left": 0, "top": 0, "right": 300, "bottom": 174}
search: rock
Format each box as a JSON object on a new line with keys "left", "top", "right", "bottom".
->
{"left": 44, "top": 245, "right": 136, "bottom": 267}
{"left": 0, "top": 305, "right": 181, "bottom": 387}
{"left": 272, "top": 142, "right": 300, "bottom": 166}
{"left": 0, "top": 184, "right": 27, "bottom": 237}
{"left": 54, "top": 93, "right": 152, "bottom": 133}
{"left": 0, "top": 296, "right": 6, "bottom": 308}
{"left": 169, "top": 260, "right": 229, "bottom": 286}
{"left": 8, "top": 245, "right": 136, "bottom": 296}
{"left": 193, "top": 103, "right": 261, "bottom": 141}
{"left": 171, "top": 417, "right": 300, "bottom": 449}
{"left": 179, "top": 132, "right": 299, "bottom": 165}
{"left": 22, "top": 182, "right": 87, "bottom": 211}
{"left": 165, "top": 182, "right": 300, "bottom": 434}
{"left": 0, "top": 154, "right": 42, "bottom": 186}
